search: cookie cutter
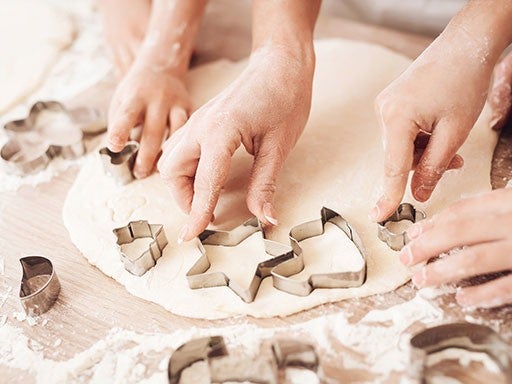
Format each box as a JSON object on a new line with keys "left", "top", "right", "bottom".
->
{"left": 408, "top": 322, "right": 512, "bottom": 382}
{"left": 19, "top": 256, "right": 61, "bottom": 316}
{"left": 271, "top": 207, "right": 367, "bottom": 296}
{"left": 168, "top": 336, "right": 321, "bottom": 384}
{"left": 186, "top": 217, "right": 295, "bottom": 303}
{"left": 378, "top": 203, "right": 426, "bottom": 251}
{"left": 99, "top": 141, "right": 139, "bottom": 185}
{"left": 0, "top": 101, "right": 106, "bottom": 175}
{"left": 113, "top": 220, "right": 168, "bottom": 276}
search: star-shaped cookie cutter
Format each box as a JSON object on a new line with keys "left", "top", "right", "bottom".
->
{"left": 378, "top": 202, "right": 426, "bottom": 251}
{"left": 0, "top": 100, "right": 106, "bottom": 175}
{"left": 168, "top": 336, "right": 321, "bottom": 384}
{"left": 99, "top": 141, "right": 140, "bottom": 185}
{"left": 186, "top": 217, "right": 294, "bottom": 303}
{"left": 271, "top": 207, "right": 367, "bottom": 297}
{"left": 408, "top": 322, "right": 512, "bottom": 382}
{"left": 113, "top": 220, "right": 168, "bottom": 276}
{"left": 19, "top": 256, "right": 61, "bottom": 316}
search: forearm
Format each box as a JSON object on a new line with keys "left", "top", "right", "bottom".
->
{"left": 251, "top": 0, "right": 321, "bottom": 66}
{"left": 442, "top": 0, "right": 512, "bottom": 66}
{"left": 137, "top": 0, "right": 208, "bottom": 78}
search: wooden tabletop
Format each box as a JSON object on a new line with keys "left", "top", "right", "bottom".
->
{"left": 1, "top": 3, "right": 511, "bottom": 383}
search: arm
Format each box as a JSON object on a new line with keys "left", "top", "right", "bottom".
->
{"left": 158, "top": 0, "right": 321, "bottom": 242}
{"left": 371, "top": 0, "right": 512, "bottom": 222}
{"left": 107, "top": 0, "right": 208, "bottom": 178}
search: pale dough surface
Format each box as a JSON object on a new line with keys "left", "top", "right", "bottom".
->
{"left": 63, "top": 40, "right": 496, "bottom": 319}
{"left": 0, "top": 0, "right": 74, "bottom": 114}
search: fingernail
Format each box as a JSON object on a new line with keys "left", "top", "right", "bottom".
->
{"left": 210, "top": 214, "right": 215, "bottom": 223}
{"left": 399, "top": 244, "right": 414, "bottom": 266}
{"left": 414, "top": 186, "right": 432, "bottom": 202}
{"left": 263, "top": 203, "right": 278, "bottom": 226}
{"left": 407, "top": 224, "right": 422, "bottom": 239}
{"left": 178, "top": 225, "right": 189, "bottom": 244}
{"left": 455, "top": 288, "right": 470, "bottom": 306}
{"left": 412, "top": 268, "right": 426, "bottom": 288}
{"left": 369, "top": 205, "right": 380, "bottom": 222}
{"left": 489, "top": 113, "right": 502, "bottom": 130}
{"left": 134, "top": 169, "right": 150, "bottom": 179}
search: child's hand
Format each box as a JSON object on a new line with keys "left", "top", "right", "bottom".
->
{"left": 157, "top": 45, "right": 315, "bottom": 242}
{"left": 400, "top": 188, "right": 512, "bottom": 309}
{"left": 489, "top": 51, "right": 512, "bottom": 130}
{"left": 98, "top": 0, "right": 151, "bottom": 76}
{"left": 107, "top": 62, "right": 190, "bottom": 179}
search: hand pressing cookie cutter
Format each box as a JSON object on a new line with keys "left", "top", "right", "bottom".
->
{"left": 408, "top": 322, "right": 512, "bottom": 382}
{"left": 271, "top": 207, "right": 367, "bottom": 296}
{"left": 168, "top": 336, "right": 321, "bottom": 384}
{"left": 113, "top": 220, "right": 168, "bottom": 276}
{"left": 19, "top": 256, "right": 61, "bottom": 316}
{"left": 378, "top": 202, "right": 426, "bottom": 251}
{"left": 99, "top": 141, "right": 140, "bottom": 185}
{"left": 186, "top": 218, "right": 294, "bottom": 303}
{"left": 0, "top": 101, "right": 106, "bottom": 175}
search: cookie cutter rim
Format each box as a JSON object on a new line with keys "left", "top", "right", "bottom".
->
{"left": 408, "top": 322, "right": 512, "bottom": 382}
{"left": 168, "top": 336, "right": 321, "bottom": 384}
{"left": 19, "top": 256, "right": 61, "bottom": 316}
{"left": 378, "top": 202, "right": 426, "bottom": 251}
{"left": 1, "top": 100, "right": 106, "bottom": 175}
{"left": 99, "top": 141, "right": 140, "bottom": 185}
{"left": 271, "top": 207, "right": 367, "bottom": 297}
{"left": 113, "top": 220, "right": 168, "bottom": 276}
{"left": 186, "top": 217, "right": 295, "bottom": 303}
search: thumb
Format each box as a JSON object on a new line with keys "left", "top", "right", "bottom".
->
{"left": 246, "top": 138, "right": 286, "bottom": 226}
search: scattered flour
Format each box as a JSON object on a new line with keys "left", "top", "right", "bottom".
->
{"left": 1, "top": 288, "right": 497, "bottom": 384}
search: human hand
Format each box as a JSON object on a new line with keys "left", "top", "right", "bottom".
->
{"left": 107, "top": 62, "right": 190, "bottom": 179}
{"left": 157, "top": 45, "right": 315, "bottom": 242}
{"left": 488, "top": 51, "right": 512, "bottom": 130}
{"left": 400, "top": 188, "right": 512, "bottom": 308}
{"left": 98, "top": 0, "right": 151, "bottom": 76}
{"left": 370, "top": 31, "right": 495, "bottom": 222}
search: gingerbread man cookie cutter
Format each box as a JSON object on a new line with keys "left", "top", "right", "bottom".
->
{"left": 0, "top": 101, "right": 106, "bottom": 175}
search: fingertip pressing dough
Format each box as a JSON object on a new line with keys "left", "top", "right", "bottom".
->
{"left": 63, "top": 40, "right": 497, "bottom": 319}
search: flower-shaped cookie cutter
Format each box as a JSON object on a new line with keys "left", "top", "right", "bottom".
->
{"left": 168, "top": 336, "right": 321, "bottom": 384}
{"left": 99, "top": 141, "right": 140, "bottom": 185}
{"left": 0, "top": 100, "right": 106, "bottom": 175}
{"left": 19, "top": 256, "right": 61, "bottom": 316}
{"left": 408, "top": 322, "right": 512, "bottom": 382}
{"left": 378, "top": 202, "right": 426, "bottom": 251}
{"left": 271, "top": 207, "right": 367, "bottom": 296}
{"left": 186, "top": 217, "right": 294, "bottom": 303}
{"left": 113, "top": 220, "right": 168, "bottom": 276}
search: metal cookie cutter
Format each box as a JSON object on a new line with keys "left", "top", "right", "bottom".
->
{"left": 19, "top": 256, "right": 61, "bottom": 316}
{"left": 99, "top": 141, "right": 139, "bottom": 185}
{"left": 0, "top": 101, "right": 106, "bottom": 175}
{"left": 113, "top": 220, "right": 168, "bottom": 276}
{"left": 378, "top": 202, "right": 426, "bottom": 251}
{"left": 168, "top": 336, "right": 321, "bottom": 384}
{"left": 408, "top": 322, "right": 512, "bottom": 382}
{"left": 186, "top": 217, "right": 294, "bottom": 303}
{"left": 271, "top": 207, "right": 367, "bottom": 297}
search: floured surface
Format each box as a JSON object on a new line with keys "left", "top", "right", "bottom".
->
{"left": 63, "top": 39, "right": 497, "bottom": 319}
{"left": 0, "top": 0, "right": 75, "bottom": 114}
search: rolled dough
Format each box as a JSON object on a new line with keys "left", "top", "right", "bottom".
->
{"left": 0, "top": 0, "right": 74, "bottom": 114}
{"left": 63, "top": 39, "right": 496, "bottom": 319}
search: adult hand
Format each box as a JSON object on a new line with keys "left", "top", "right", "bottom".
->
{"left": 98, "top": 0, "right": 151, "bottom": 76}
{"left": 400, "top": 188, "right": 512, "bottom": 309}
{"left": 370, "top": 30, "right": 495, "bottom": 222}
{"left": 158, "top": 45, "right": 315, "bottom": 242}
{"left": 107, "top": 62, "right": 190, "bottom": 179}
{"left": 488, "top": 51, "right": 512, "bottom": 131}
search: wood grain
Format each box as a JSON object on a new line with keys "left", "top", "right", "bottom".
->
{"left": 1, "top": 4, "right": 512, "bottom": 383}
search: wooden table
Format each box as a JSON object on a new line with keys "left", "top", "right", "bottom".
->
{"left": 1, "top": 3, "right": 511, "bottom": 382}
